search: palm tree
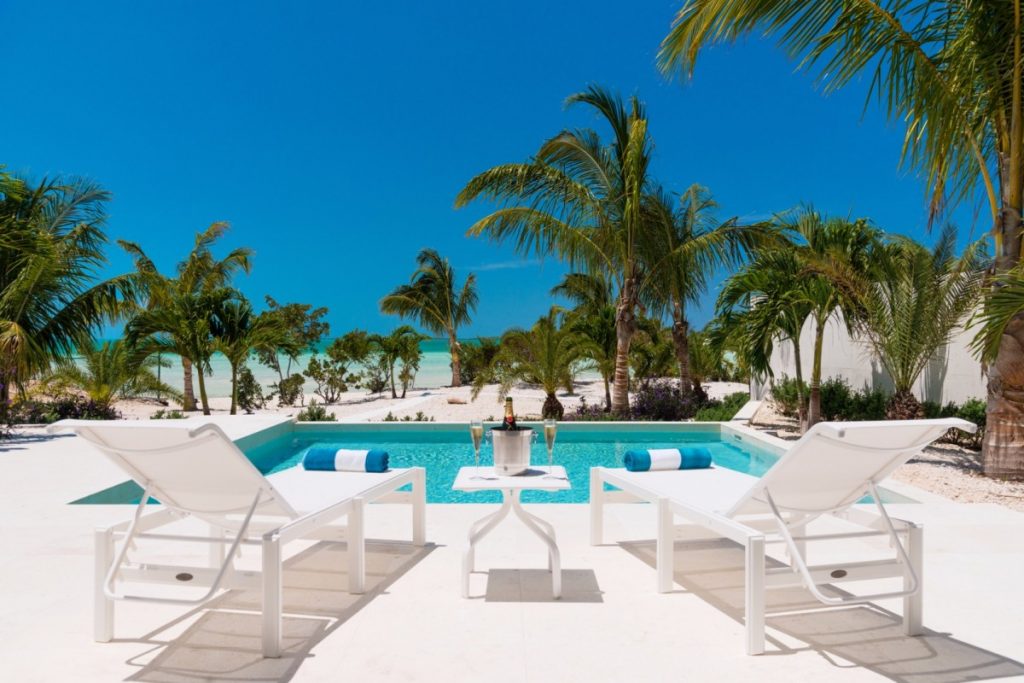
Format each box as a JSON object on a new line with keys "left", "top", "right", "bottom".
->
{"left": 659, "top": 0, "right": 1021, "bottom": 476}
{"left": 715, "top": 209, "right": 878, "bottom": 429}
{"left": 714, "top": 252, "right": 813, "bottom": 426}
{"left": 44, "top": 338, "right": 181, "bottom": 408}
{"left": 210, "top": 297, "right": 288, "bottom": 414}
{"left": 457, "top": 86, "right": 662, "bottom": 415}
{"left": 369, "top": 326, "right": 428, "bottom": 399}
{"left": 472, "top": 308, "right": 588, "bottom": 419}
{"left": 646, "top": 184, "right": 769, "bottom": 393}
{"left": 552, "top": 273, "right": 617, "bottom": 410}
{"left": 1, "top": 175, "right": 139, "bottom": 405}
{"left": 863, "top": 227, "right": 985, "bottom": 419}
{"left": 380, "top": 249, "right": 477, "bottom": 387}
{"left": 120, "top": 223, "right": 252, "bottom": 413}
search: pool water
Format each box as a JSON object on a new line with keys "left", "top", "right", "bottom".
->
{"left": 72, "top": 428, "right": 782, "bottom": 504}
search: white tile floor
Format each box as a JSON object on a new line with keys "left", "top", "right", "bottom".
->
{"left": 1, "top": 426, "right": 1023, "bottom": 682}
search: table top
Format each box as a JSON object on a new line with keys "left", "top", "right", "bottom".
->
{"left": 452, "top": 466, "right": 571, "bottom": 492}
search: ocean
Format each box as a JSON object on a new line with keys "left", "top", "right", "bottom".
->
{"left": 146, "top": 338, "right": 460, "bottom": 398}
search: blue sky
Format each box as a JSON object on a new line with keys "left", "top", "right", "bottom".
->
{"left": 1, "top": 0, "right": 986, "bottom": 337}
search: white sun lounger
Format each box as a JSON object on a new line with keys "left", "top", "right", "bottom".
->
{"left": 51, "top": 420, "right": 426, "bottom": 658}
{"left": 589, "top": 418, "right": 976, "bottom": 655}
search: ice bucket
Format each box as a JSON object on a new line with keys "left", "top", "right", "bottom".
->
{"left": 489, "top": 428, "right": 535, "bottom": 476}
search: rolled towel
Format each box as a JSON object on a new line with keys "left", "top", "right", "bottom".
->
{"left": 623, "top": 447, "right": 712, "bottom": 472}
{"left": 303, "top": 448, "right": 389, "bottom": 472}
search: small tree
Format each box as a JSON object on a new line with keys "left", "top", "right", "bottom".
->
{"left": 303, "top": 329, "right": 372, "bottom": 403}
{"left": 369, "top": 326, "right": 427, "bottom": 399}
{"left": 255, "top": 297, "right": 330, "bottom": 383}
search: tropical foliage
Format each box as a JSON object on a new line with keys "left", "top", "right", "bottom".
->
{"left": 380, "top": 248, "right": 477, "bottom": 387}
{"left": 1, "top": 174, "right": 138, "bottom": 405}
{"left": 472, "top": 308, "right": 587, "bottom": 418}
{"left": 659, "top": 0, "right": 1020, "bottom": 476}
{"left": 43, "top": 338, "right": 181, "bottom": 408}
{"left": 121, "top": 222, "right": 252, "bottom": 414}
{"left": 862, "top": 227, "right": 985, "bottom": 419}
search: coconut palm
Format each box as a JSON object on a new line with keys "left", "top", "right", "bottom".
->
{"left": 380, "top": 249, "right": 477, "bottom": 387}
{"left": 369, "top": 326, "right": 428, "bottom": 399}
{"left": 552, "top": 272, "right": 617, "bottom": 410}
{"left": 457, "top": 85, "right": 662, "bottom": 415}
{"left": 472, "top": 308, "right": 588, "bottom": 419}
{"left": 120, "top": 223, "right": 252, "bottom": 413}
{"left": 645, "top": 184, "right": 770, "bottom": 393}
{"left": 0, "top": 175, "right": 139, "bottom": 404}
{"left": 210, "top": 297, "right": 288, "bottom": 414}
{"left": 44, "top": 338, "right": 181, "bottom": 408}
{"left": 658, "top": 0, "right": 1021, "bottom": 476}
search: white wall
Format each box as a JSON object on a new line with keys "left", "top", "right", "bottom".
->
{"left": 750, "top": 314, "right": 987, "bottom": 405}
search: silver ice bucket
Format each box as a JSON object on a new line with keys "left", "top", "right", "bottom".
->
{"left": 489, "top": 428, "right": 535, "bottom": 476}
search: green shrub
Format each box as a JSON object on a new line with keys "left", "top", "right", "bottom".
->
{"left": 819, "top": 377, "right": 854, "bottom": 420}
{"left": 770, "top": 375, "right": 806, "bottom": 417}
{"left": 237, "top": 366, "right": 266, "bottom": 413}
{"left": 150, "top": 409, "right": 185, "bottom": 420}
{"left": 270, "top": 373, "right": 304, "bottom": 407}
{"left": 694, "top": 392, "right": 749, "bottom": 421}
{"left": 297, "top": 400, "right": 336, "bottom": 422}
{"left": 846, "top": 387, "right": 888, "bottom": 421}
{"left": 9, "top": 396, "right": 120, "bottom": 423}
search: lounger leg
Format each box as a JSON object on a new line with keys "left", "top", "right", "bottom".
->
{"left": 590, "top": 468, "right": 603, "bottom": 546}
{"left": 656, "top": 498, "right": 674, "bottom": 593}
{"left": 261, "top": 535, "right": 282, "bottom": 658}
{"left": 412, "top": 468, "right": 426, "bottom": 547}
{"left": 903, "top": 524, "right": 923, "bottom": 636}
{"left": 94, "top": 528, "right": 114, "bottom": 643}
{"left": 348, "top": 497, "right": 366, "bottom": 594}
{"left": 745, "top": 536, "right": 766, "bottom": 656}
{"left": 789, "top": 518, "right": 807, "bottom": 567}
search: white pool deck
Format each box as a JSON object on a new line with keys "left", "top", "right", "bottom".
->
{"left": 2, "top": 417, "right": 1023, "bottom": 682}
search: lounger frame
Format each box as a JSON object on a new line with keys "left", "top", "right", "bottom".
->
{"left": 590, "top": 467, "right": 922, "bottom": 656}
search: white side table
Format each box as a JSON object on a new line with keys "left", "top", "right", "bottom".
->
{"left": 452, "top": 466, "right": 571, "bottom": 599}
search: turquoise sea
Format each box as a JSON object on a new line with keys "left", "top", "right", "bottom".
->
{"left": 120, "top": 338, "right": 464, "bottom": 398}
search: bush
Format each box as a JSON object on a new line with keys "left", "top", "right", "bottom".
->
{"left": 150, "top": 409, "right": 185, "bottom": 419}
{"left": 237, "top": 366, "right": 266, "bottom": 413}
{"left": 380, "top": 410, "right": 433, "bottom": 422}
{"left": 695, "top": 392, "right": 749, "bottom": 421}
{"left": 561, "top": 398, "right": 620, "bottom": 422}
{"left": 270, "top": 373, "right": 304, "bottom": 407}
{"left": 631, "top": 379, "right": 706, "bottom": 421}
{"left": 9, "top": 396, "right": 120, "bottom": 423}
{"left": 845, "top": 387, "right": 888, "bottom": 421}
{"left": 819, "top": 377, "right": 854, "bottom": 421}
{"left": 297, "top": 400, "right": 336, "bottom": 422}
{"left": 770, "top": 375, "right": 807, "bottom": 417}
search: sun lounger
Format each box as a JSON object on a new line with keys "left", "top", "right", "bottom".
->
{"left": 50, "top": 420, "right": 426, "bottom": 658}
{"left": 589, "top": 418, "right": 975, "bottom": 655}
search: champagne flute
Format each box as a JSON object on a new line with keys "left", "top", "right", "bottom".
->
{"left": 469, "top": 420, "right": 485, "bottom": 479}
{"left": 543, "top": 419, "right": 558, "bottom": 478}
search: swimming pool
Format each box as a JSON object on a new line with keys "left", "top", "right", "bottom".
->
{"left": 70, "top": 423, "right": 912, "bottom": 504}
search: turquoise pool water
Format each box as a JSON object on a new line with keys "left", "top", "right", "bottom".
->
{"left": 72, "top": 427, "right": 785, "bottom": 504}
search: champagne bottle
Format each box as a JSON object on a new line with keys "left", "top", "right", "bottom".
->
{"left": 502, "top": 397, "right": 518, "bottom": 430}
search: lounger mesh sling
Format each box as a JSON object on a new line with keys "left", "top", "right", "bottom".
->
{"left": 589, "top": 418, "right": 976, "bottom": 655}
{"left": 52, "top": 420, "right": 426, "bottom": 658}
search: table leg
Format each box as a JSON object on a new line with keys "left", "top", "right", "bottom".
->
{"left": 462, "top": 493, "right": 512, "bottom": 598}
{"left": 510, "top": 491, "right": 562, "bottom": 599}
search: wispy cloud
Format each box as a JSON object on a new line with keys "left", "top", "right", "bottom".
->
{"left": 468, "top": 258, "right": 542, "bottom": 272}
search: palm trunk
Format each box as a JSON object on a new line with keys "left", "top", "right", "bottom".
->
{"left": 196, "top": 364, "right": 211, "bottom": 416}
{"left": 390, "top": 364, "right": 397, "bottom": 399}
{"left": 984, "top": 193, "right": 1024, "bottom": 479}
{"left": 181, "top": 357, "right": 196, "bottom": 411}
{"left": 671, "top": 300, "right": 691, "bottom": 393}
{"left": 229, "top": 363, "right": 238, "bottom": 415}
{"left": 542, "top": 392, "right": 564, "bottom": 419}
{"left": 792, "top": 337, "right": 808, "bottom": 432}
{"left": 806, "top": 318, "right": 826, "bottom": 428}
{"left": 449, "top": 335, "right": 462, "bottom": 387}
{"left": 611, "top": 278, "right": 638, "bottom": 416}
